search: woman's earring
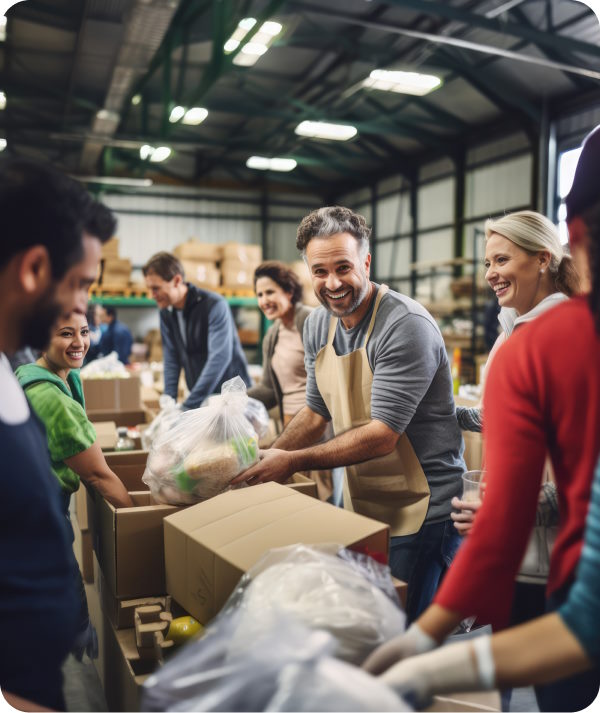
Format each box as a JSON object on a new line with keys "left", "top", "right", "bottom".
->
{"left": 540, "top": 268, "right": 545, "bottom": 274}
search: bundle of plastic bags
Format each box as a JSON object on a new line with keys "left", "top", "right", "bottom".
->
{"left": 142, "top": 377, "right": 259, "bottom": 505}
{"left": 142, "top": 545, "right": 409, "bottom": 712}
{"left": 80, "top": 351, "right": 128, "bottom": 379}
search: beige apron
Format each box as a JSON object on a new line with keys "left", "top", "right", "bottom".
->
{"left": 315, "top": 284, "right": 430, "bottom": 536}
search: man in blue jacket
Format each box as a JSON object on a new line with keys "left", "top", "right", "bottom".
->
{"left": 97, "top": 304, "right": 133, "bottom": 364}
{"left": 143, "top": 251, "right": 251, "bottom": 409}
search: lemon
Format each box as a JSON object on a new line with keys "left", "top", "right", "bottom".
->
{"left": 166, "top": 616, "right": 203, "bottom": 645}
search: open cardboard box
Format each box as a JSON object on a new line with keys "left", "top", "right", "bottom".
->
{"left": 83, "top": 375, "right": 142, "bottom": 412}
{"left": 104, "top": 450, "right": 149, "bottom": 491}
{"left": 88, "top": 408, "right": 148, "bottom": 428}
{"left": 164, "top": 482, "right": 389, "bottom": 624}
{"left": 88, "top": 490, "right": 186, "bottom": 599}
{"left": 92, "top": 421, "right": 118, "bottom": 451}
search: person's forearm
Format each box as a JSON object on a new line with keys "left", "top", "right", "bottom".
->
{"left": 416, "top": 603, "right": 465, "bottom": 644}
{"left": 82, "top": 467, "right": 134, "bottom": 509}
{"left": 285, "top": 419, "right": 398, "bottom": 472}
{"left": 491, "top": 613, "right": 592, "bottom": 688}
{"left": 272, "top": 406, "right": 327, "bottom": 450}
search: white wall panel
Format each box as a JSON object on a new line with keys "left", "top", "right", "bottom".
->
{"left": 267, "top": 221, "right": 302, "bottom": 263}
{"left": 376, "top": 192, "right": 411, "bottom": 238}
{"left": 465, "top": 154, "right": 532, "bottom": 219}
{"left": 374, "top": 239, "right": 412, "bottom": 279}
{"left": 417, "top": 178, "right": 455, "bottom": 230}
{"left": 417, "top": 228, "right": 454, "bottom": 263}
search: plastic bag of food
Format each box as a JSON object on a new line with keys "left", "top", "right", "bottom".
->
{"left": 141, "top": 395, "right": 181, "bottom": 451}
{"left": 142, "top": 377, "right": 259, "bottom": 504}
{"left": 226, "top": 544, "right": 405, "bottom": 665}
{"left": 142, "top": 602, "right": 409, "bottom": 712}
{"left": 80, "top": 351, "right": 128, "bottom": 379}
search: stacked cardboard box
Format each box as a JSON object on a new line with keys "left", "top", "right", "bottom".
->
{"left": 83, "top": 375, "right": 147, "bottom": 426}
{"left": 173, "top": 240, "right": 221, "bottom": 289}
{"left": 221, "top": 241, "right": 262, "bottom": 290}
{"left": 143, "top": 329, "right": 163, "bottom": 363}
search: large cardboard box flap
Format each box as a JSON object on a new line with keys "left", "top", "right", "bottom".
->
{"left": 164, "top": 483, "right": 389, "bottom": 623}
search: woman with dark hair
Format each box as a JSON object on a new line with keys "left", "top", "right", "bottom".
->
{"left": 249, "top": 261, "right": 309, "bottom": 427}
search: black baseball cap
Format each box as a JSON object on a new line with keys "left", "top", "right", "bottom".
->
{"left": 565, "top": 125, "right": 600, "bottom": 222}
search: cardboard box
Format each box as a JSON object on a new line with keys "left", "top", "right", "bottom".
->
{"left": 284, "top": 473, "right": 318, "bottom": 498}
{"left": 88, "top": 409, "right": 148, "bottom": 428}
{"left": 221, "top": 260, "right": 258, "bottom": 289}
{"left": 164, "top": 482, "right": 389, "bottom": 624}
{"left": 83, "top": 375, "right": 142, "bottom": 412}
{"left": 88, "top": 490, "right": 186, "bottom": 599}
{"left": 427, "top": 691, "right": 500, "bottom": 711}
{"left": 222, "top": 242, "right": 262, "bottom": 263}
{"left": 180, "top": 259, "right": 221, "bottom": 289}
{"left": 72, "top": 505, "right": 94, "bottom": 584}
{"left": 174, "top": 240, "right": 222, "bottom": 263}
{"left": 93, "top": 420, "right": 118, "bottom": 450}
{"left": 101, "top": 237, "right": 120, "bottom": 259}
{"left": 391, "top": 576, "right": 408, "bottom": 609}
{"left": 104, "top": 450, "right": 149, "bottom": 491}
{"left": 140, "top": 386, "right": 161, "bottom": 411}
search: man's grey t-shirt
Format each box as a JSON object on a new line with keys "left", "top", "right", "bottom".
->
{"left": 303, "top": 284, "right": 464, "bottom": 524}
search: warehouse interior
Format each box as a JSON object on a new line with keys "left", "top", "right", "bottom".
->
{"left": 2, "top": 0, "right": 600, "bottom": 711}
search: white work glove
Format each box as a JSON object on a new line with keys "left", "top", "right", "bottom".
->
{"left": 362, "top": 623, "right": 437, "bottom": 675}
{"left": 380, "top": 636, "right": 496, "bottom": 709}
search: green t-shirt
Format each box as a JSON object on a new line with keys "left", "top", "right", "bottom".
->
{"left": 15, "top": 365, "right": 96, "bottom": 494}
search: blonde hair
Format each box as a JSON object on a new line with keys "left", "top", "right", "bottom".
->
{"left": 485, "top": 210, "right": 580, "bottom": 296}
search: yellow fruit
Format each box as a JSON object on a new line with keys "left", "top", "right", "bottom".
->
{"left": 166, "top": 616, "right": 203, "bottom": 645}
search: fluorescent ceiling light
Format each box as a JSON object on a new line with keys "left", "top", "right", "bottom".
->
{"left": 260, "top": 21, "right": 282, "bottom": 36}
{"left": 246, "top": 156, "right": 297, "bottom": 171}
{"left": 241, "top": 42, "right": 268, "bottom": 56}
{"left": 295, "top": 120, "right": 357, "bottom": 141}
{"left": 224, "top": 38, "right": 239, "bottom": 52}
{"left": 224, "top": 17, "right": 257, "bottom": 53}
{"left": 0, "top": 138, "right": 7, "bottom": 151}
{"left": 169, "top": 105, "right": 186, "bottom": 123}
{"left": 183, "top": 107, "right": 208, "bottom": 125}
{"left": 363, "top": 69, "right": 442, "bottom": 96}
{"left": 131, "top": 94, "right": 142, "bottom": 106}
{"left": 0, "top": 91, "right": 6, "bottom": 110}
{"left": 239, "top": 17, "right": 257, "bottom": 31}
{"left": 140, "top": 144, "right": 154, "bottom": 160}
{"left": 149, "top": 146, "right": 172, "bottom": 163}
{"left": 76, "top": 176, "right": 153, "bottom": 187}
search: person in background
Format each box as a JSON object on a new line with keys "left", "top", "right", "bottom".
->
{"left": 84, "top": 303, "right": 102, "bottom": 363}
{"left": 142, "top": 251, "right": 251, "bottom": 409}
{"left": 364, "top": 126, "right": 600, "bottom": 713}
{"left": 96, "top": 304, "right": 133, "bottom": 364}
{"left": 233, "top": 206, "right": 465, "bottom": 624}
{"left": 0, "top": 159, "right": 112, "bottom": 710}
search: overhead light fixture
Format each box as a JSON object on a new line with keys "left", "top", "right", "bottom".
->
{"left": 226, "top": 17, "right": 283, "bottom": 67}
{"left": 149, "top": 146, "right": 172, "bottom": 163}
{"left": 246, "top": 156, "right": 297, "bottom": 172}
{"left": 140, "top": 144, "right": 154, "bottom": 160}
{"left": 0, "top": 91, "right": 6, "bottom": 110}
{"left": 0, "top": 17, "right": 6, "bottom": 42}
{"left": 182, "top": 107, "right": 208, "bottom": 125}
{"left": 0, "top": 138, "right": 7, "bottom": 151}
{"left": 295, "top": 120, "right": 357, "bottom": 141}
{"left": 76, "top": 176, "right": 153, "bottom": 187}
{"left": 169, "top": 105, "right": 186, "bottom": 123}
{"left": 131, "top": 94, "right": 142, "bottom": 106}
{"left": 363, "top": 69, "right": 442, "bottom": 96}
{"left": 96, "top": 109, "right": 120, "bottom": 123}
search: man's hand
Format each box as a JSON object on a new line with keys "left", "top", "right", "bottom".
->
{"left": 362, "top": 623, "right": 437, "bottom": 675}
{"left": 230, "top": 448, "right": 295, "bottom": 485}
{"left": 451, "top": 481, "right": 486, "bottom": 535}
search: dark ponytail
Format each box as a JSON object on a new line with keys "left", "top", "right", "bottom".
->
{"left": 553, "top": 255, "right": 581, "bottom": 297}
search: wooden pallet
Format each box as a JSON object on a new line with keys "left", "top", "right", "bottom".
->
{"left": 89, "top": 284, "right": 150, "bottom": 298}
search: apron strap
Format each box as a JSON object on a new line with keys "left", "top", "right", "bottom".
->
{"left": 326, "top": 314, "right": 338, "bottom": 346}
{"left": 363, "top": 284, "right": 389, "bottom": 348}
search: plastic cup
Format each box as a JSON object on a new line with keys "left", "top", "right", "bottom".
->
{"left": 461, "top": 470, "right": 484, "bottom": 503}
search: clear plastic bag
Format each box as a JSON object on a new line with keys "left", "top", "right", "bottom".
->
{"left": 142, "top": 377, "right": 259, "bottom": 505}
{"left": 225, "top": 544, "right": 405, "bottom": 665}
{"left": 244, "top": 397, "right": 270, "bottom": 439}
{"left": 141, "top": 550, "right": 410, "bottom": 712}
{"left": 141, "top": 395, "right": 182, "bottom": 451}
{"left": 80, "top": 351, "right": 128, "bottom": 378}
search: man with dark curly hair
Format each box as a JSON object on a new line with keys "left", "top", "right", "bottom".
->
{"left": 233, "top": 205, "right": 465, "bottom": 623}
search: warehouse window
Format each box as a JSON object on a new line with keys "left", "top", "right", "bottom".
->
{"left": 557, "top": 147, "right": 582, "bottom": 245}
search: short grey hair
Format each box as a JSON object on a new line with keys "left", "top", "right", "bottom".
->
{"left": 296, "top": 206, "right": 371, "bottom": 260}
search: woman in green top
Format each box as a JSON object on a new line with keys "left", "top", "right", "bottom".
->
{"left": 16, "top": 312, "right": 133, "bottom": 512}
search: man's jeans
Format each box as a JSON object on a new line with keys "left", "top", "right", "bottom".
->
{"left": 389, "top": 520, "right": 462, "bottom": 624}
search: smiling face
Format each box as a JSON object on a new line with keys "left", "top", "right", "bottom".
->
{"left": 144, "top": 270, "right": 184, "bottom": 309}
{"left": 305, "top": 233, "right": 371, "bottom": 323}
{"left": 46, "top": 312, "right": 90, "bottom": 371}
{"left": 485, "top": 232, "right": 549, "bottom": 315}
{"left": 255, "top": 276, "right": 294, "bottom": 322}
